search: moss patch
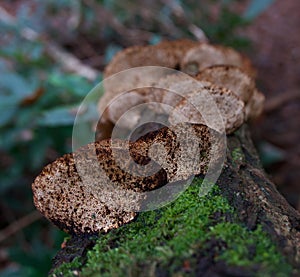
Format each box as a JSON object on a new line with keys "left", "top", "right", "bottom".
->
{"left": 52, "top": 179, "right": 292, "bottom": 276}
{"left": 231, "top": 147, "right": 244, "bottom": 162}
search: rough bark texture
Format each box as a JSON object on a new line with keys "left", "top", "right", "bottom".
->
{"left": 50, "top": 124, "right": 300, "bottom": 275}
{"left": 217, "top": 125, "right": 300, "bottom": 269}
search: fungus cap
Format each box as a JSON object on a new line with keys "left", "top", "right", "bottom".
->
{"left": 32, "top": 139, "right": 167, "bottom": 234}
{"left": 169, "top": 85, "right": 245, "bottom": 134}
{"left": 181, "top": 43, "right": 256, "bottom": 77}
{"left": 245, "top": 89, "right": 265, "bottom": 120}
{"left": 32, "top": 123, "right": 220, "bottom": 235}
{"left": 196, "top": 65, "right": 255, "bottom": 103}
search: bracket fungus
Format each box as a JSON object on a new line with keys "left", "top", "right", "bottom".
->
{"left": 32, "top": 39, "right": 265, "bottom": 235}
{"left": 103, "top": 39, "right": 199, "bottom": 78}
{"left": 32, "top": 138, "right": 166, "bottom": 234}
{"left": 180, "top": 43, "right": 256, "bottom": 77}
{"left": 168, "top": 84, "right": 245, "bottom": 134}
{"left": 32, "top": 124, "right": 220, "bottom": 235}
{"left": 195, "top": 65, "right": 265, "bottom": 120}
{"left": 97, "top": 40, "right": 263, "bottom": 139}
{"left": 196, "top": 65, "right": 255, "bottom": 103}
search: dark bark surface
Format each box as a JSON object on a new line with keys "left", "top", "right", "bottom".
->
{"left": 217, "top": 125, "right": 300, "bottom": 269}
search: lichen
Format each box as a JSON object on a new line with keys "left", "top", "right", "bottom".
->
{"left": 52, "top": 178, "right": 292, "bottom": 276}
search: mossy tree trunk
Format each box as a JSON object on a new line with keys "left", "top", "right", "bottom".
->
{"left": 51, "top": 125, "right": 300, "bottom": 276}
{"left": 217, "top": 125, "right": 300, "bottom": 268}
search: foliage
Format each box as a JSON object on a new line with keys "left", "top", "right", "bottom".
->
{"left": 53, "top": 179, "right": 292, "bottom": 276}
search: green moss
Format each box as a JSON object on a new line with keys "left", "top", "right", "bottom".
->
{"left": 231, "top": 147, "right": 244, "bottom": 162}
{"left": 209, "top": 223, "right": 291, "bottom": 272}
{"left": 53, "top": 179, "right": 292, "bottom": 276}
{"left": 52, "top": 257, "right": 82, "bottom": 277}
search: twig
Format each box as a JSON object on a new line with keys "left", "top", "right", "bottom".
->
{"left": 0, "top": 6, "right": 99, "bottom": 81}
{"left": 162, "top": 0, "right": 208, "bottom": 42}
{"left": 0, "top": 211, "right": 42, "bottom": 243}
{"left": 188, "top": 24, "right": 209, "bottom": 42}
{"left": 264, "top": 89, "right": 300, "bottom": 113}
{"left": 46, "top": 43, "right": 99, "bottom": 80}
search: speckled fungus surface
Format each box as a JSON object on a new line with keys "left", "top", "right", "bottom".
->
{"left": 168, "top": 84, "right": 245, "bottom": 134}
{"left": 195, "top": 65, "right": 264, "bottom": 120}
{"left": 32, "top": 124, "right": 218, "bottom": 235}
{"left": 32, "top": 39, "right": 265, "bottom": 235}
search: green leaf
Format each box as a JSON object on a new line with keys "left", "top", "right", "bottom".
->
{"left": 0, "top": 127, "right": 22, "bottom": 149}
{"left": 149, "top": 34, "right": 162, "bottom": 45}
{"left": 0, "top": 267, "right": 23, "bottom": 277}
{"left": 8, "top": 239, "right": 56, "bottom": 277}
{"left": 28, "top": 136, "right": 51, "bottom": 170}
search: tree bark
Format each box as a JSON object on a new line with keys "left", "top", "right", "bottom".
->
{"left": 217, "top": 125, "right": 300, "bottom": 269}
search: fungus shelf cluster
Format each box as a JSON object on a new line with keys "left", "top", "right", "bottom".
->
{"left": 32, "top": 39, "right": 265, "bottom": 235}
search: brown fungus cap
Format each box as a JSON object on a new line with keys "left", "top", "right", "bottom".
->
{"left": 134, "top": 123, "right": 218, "bottom": 181}
{"left": 103, "top": 39, "right": 199, "bottom": 78}
{"left": 169, "top": 84, "right": 245, "bottom": 134}
{"left": 181, "top": 43, "right": 256, "bottom": 77}
{"left": 99, "top": 40, "right": 200, "bottom": 134}
{"left": 245, "top": 89, "right": 265, "bottom": 120}
{"left": 196, "top": 65, "right": 256, "bottom": 103}
{"left": 155, "top": 74, "right": 211, "bottom": 111}
{"left": 195, "top": 65, "right": 264, "bottom": 121}
{"left": 32, "top": 123, "right": 220, "bottom": 235}
{"left": 32, "top": 139, "right": 167, "bottom": 235}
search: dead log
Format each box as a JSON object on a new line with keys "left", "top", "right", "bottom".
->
{"left": 217, "top": 125, "right": 300, "bottom": 267}
{"left": 50, "top": 124, "right": 300, "bottom": 276}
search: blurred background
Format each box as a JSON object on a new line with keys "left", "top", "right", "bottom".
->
{"left": 0, "top": 0, "right": 299, "bottom": 276}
